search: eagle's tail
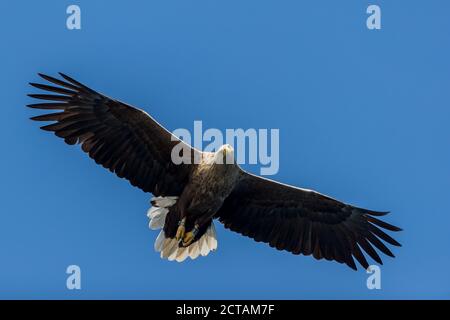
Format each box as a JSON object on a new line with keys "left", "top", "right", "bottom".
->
{"left": 147, "top": 196, "right": 218, "bottom": 262}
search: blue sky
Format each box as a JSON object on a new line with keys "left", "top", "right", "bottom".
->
{"left": 0, "top": 0, "right": 449, "bottom": 299}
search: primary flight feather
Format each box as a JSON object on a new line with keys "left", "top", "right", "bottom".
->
{"left": 28, "top": 73, "right": 401, "bottom": 270}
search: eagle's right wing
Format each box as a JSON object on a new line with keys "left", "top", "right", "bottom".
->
{"left": 28, "top": 73, "right": 199, "bottom": 196}
{"left": 216, "top": 172, "right": 402, "bottom": 270}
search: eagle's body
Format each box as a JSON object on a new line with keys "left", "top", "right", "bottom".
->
{"left": 183, "top": 148, "right": 241, "bottom": 219}
{"left": 28, "top": 73, "right": 402, "bottom": 270}
{"left": 162, "top": 147, "right": 241, "bottom": 250}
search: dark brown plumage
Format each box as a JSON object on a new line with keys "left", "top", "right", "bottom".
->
{"left": 28, "top": 73, "right": 402, "bottom": 269}
{"left": 28, "top": 73, "right": 197, "bottom": 196}
{"left": 216, "top": 173, "right": 401, "bottom": 270}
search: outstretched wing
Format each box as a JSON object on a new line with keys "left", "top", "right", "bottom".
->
{"left": 28, "top": 73, "right": 198, "bottom": 196}
{"left": 216, "top": 172, "right": 402, "bottom": 270}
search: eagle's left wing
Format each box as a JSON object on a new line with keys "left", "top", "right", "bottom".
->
{"left": 216, "top": 172, "right": 401, "bottom": 270}
{"left": 28, "top": 73, "right": 199, "bottom": 196}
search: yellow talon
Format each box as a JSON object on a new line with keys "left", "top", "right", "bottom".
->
{"left": 182, "top": 231, "right": 195, "bottom": 246}
{"left": 182, "top": 224, "right": 199, "bottom": 247}
{"left": 175, "top": 225, "right": 185, "bottom": 241}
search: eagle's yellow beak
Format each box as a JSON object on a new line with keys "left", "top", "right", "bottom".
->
{"left": 222, "top": 145, "right": 233, "bottom": 156}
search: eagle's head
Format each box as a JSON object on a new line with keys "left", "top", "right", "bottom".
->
{"left": 214, "top": 144, "right": 235, "bottom": 165}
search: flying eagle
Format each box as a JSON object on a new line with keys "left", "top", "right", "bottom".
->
{"left": 28, "top": 73, "right": 401, "bottom": 270}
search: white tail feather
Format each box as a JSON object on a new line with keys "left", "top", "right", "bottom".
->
{"left": 154, "top": 230, "right": 165, "bottom": 251}
{"left": 189, "top": 241, "right": 200, "bottom": 259}
{"left": 151, "top": 196, "right": 178, "bottom": 207}
{"left": 147, "top": 207, "right": 169, "bottom": 230}
{"left": 200, "top": 237, "right": 209, "bottom": 256}
{"left": 175, "top": 247, "right": 189, "bottom": 262}
{"left": 148, "top": 196, "right": 218, "bottom": 262}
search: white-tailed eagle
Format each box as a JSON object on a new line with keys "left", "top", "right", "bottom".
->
{"left": 28, "top": 73, "right": 401, "bottom": 270}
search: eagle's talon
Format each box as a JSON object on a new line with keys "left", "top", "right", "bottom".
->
{"left": 175, "top": 217, "right": 186, "bottom": 241}
{"left": 182, "top": 224, "right": 199, "bottom": 246}
{"left": 175, "top": 225, "right": 185, "bottom": 241}
{"left": 182, "top": 231, "right": 194, "bottom": 246}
